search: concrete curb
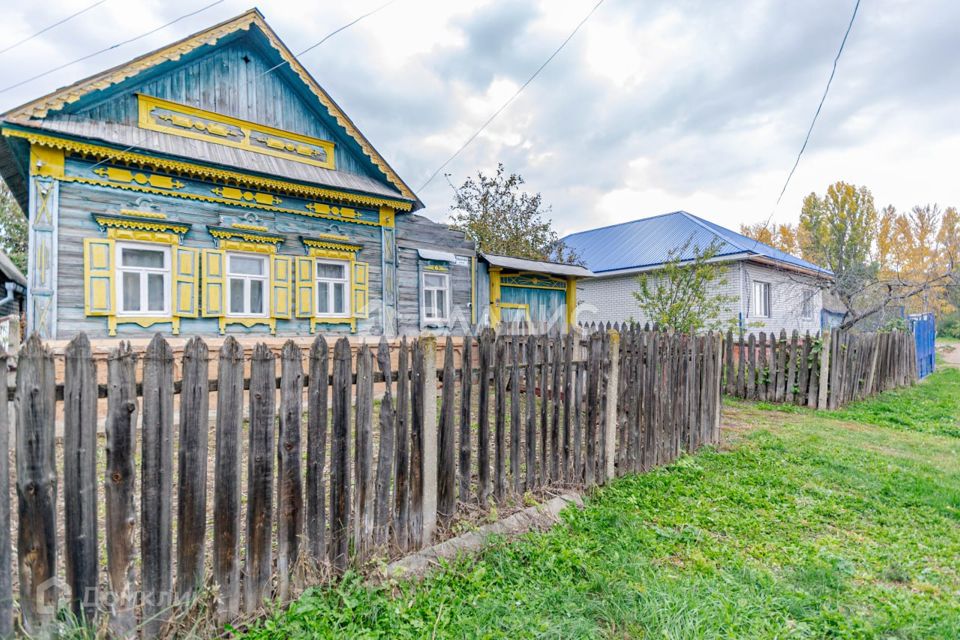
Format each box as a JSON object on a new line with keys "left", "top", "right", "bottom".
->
{"left": 377, "top": 492, "right": 584, "bottom": 582}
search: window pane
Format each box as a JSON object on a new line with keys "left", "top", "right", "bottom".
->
{"left": 436, "top": 289, "right": 446, "bottom": 317}
{"left": 229, "top": 255, "right": 264, "bottom": 275}
{"left": 333, "top": 282, "right": 345, "bottom": 314}
{"left": 230, "top": 279, "right": 244, "bottom": 314}
{"left": 147, "top": 273, "right": 165, "bottom": 312}
{"left": 424, "top": 290, "right": 435, "bottom": 318}
{"left": 122, "top": 272, "right": 140, "bottom": 311}
{"left": 318, "top": 282, "right": 329, "bottom": 313}
{"left": 317, "top": 262, "right": 345, "bottom": 279}
{"left": 250, "top": 280, "right": 264, "bottom": 314}
{"left": 121, "top": 248, "right": 164, "bottom": 268}
{"left": 424, "top": 274, "right": 445, "bottom": 289}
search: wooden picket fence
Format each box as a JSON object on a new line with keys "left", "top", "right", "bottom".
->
{"left": 723, "top": 328, "right": 918, "bottom": 409}
{"left": 0, "top": 324, "right": 722, "bottom": 637}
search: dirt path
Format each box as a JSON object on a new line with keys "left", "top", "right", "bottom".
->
{"left": 937, "top": 340, "right": 960, "bottom": 368}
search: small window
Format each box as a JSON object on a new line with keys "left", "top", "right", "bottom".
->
{"left": 753, "top": 281, "right": 771, "bottom": 318}
{"left": 801, "top": 289, "right": 815, "bottom": 320}
{"left": 227, "top": 253, "right": 268, "bottom": 317}
{"left": 117, "top": 243, "right": 170, "bottom": 315}
{"left": 316, "top": 259, "right": 350, "bottom": 317}
{"left": 422, "top": 271, "right": 449, "bottom": 323}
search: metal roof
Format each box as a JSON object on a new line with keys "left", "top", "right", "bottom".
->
{"left": 0, "top": 251, "right": 26, "bottom": 287}
{"left": 562, "top": 211, "right": 832, "bottom": 276}
{"left": 480, "top": 253, "right": 594, "bottom": 278}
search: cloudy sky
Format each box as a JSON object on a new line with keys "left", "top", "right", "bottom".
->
{"left": 2, "top": 0, "right": 958, "bottom": 236}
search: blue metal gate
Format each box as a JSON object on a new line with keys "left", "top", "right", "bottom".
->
{"left": 908, "top": 313, "right": 936, "bottom": 379}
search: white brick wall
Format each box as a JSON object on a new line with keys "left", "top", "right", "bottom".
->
{"left": 576, "top": 259, "right": 823, "bottom": 334}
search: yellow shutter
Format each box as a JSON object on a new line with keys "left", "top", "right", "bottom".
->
{"left": 271, "top": 254, "right": 293, "bottom": 319}
{"left": 174, "top": 246, "right": 199, "bottom": 317}
{"left": 83, "top": 237, "right": 115, "bottom": 316}
{"left": 295, "top": 256, "right": 315, "bottom": 318}
{"left": 202, "top": 249, "right": 225, "bottom": 317}
{"left": 353, "top": 261, "right": 369, "bottom": 318}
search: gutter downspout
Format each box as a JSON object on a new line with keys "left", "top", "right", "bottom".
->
{"left": 0, "top": 282, "right": 22, "bottom": 308}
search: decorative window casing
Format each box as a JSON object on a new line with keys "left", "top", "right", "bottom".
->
{"left": 83, "top": 211, "right": 197, "bottom": 335}
{"left": 117, "top": 243, "right": 171, "bottom": 316}
{"left": 298, "top": 236, "right": 368, "bottom": 333}
{"left": 753, "top": 281, "right": 771, "bottom": 318}
{"left": 421, "top": 271, "right": 450, "bottom": 324}
{"left": 226, "top": 253, "right": 269, "bottom": 317}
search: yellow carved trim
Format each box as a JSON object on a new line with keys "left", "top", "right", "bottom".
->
{"left": 29, "top": 144, "right": 64, "bottom": 178}
{"left": 109, "top": 316, "right": 181, "bottom": 336}
{"left": 424, "top": 265, "right": 448, "bottom": 272}
{"left": 212, "top": 186, "right": 282, "bottom": 206}
{"left": 302, "top": 238, "right": 362, "bottom": 259}
{"left": 219, "top": 316, "right": 277, "bottom": 335}
{"left": 105, "top": 228, "right": 180, "bottom": 244}
{"left": 94, "top": 214, "right": 189, "bottom": 238}
{"left": 231, "top": 222, "right": 269, "bottom": 232}
{"left": 93, "top": 166, "right": 185, "bottom": 190}
{"left": 2, "top": 128, "right": 415, "bottom": 212}
{"left": 316, "top": 232, "right": 349, "bottom": 241}
{"left": 379, "top": 206, "right": 395, "bottom": 228}
{"left": 305, "top": 202, "right": 357, "bottom": 219}
{"left": 3, "top": 10, "right": 416, "bottom": 200}
{"left": 208, "top": 227, "right": 284, "bottom": 249}
{"left": 139, "top": 94, "right": 336, "bottom": 170}
{"left": 119, "top": 209, "right": 167, "bottom": 219}
{"left": 311, "top": 317, "right": 357, "bottom": 333}
{"left": 566, "top": 278, "right": 577, "bottom": 328}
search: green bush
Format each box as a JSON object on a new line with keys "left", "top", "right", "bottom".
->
{"left": 938, "top": 313, "right": 960, "bottom": 339}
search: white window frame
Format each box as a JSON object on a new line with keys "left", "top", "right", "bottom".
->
{"left": 315, "top": 258, "right": 351, "bottom": 319}
{"left": 753, "top": 281, "right": 771, "bottom": 318}
{"left": 421, "top": 270, "right": 450, "bottom": 323}
{"left": 800, "top": 288, "right": 815, "bottom": 320}
{"left": 226, "top": 252, "right": 269, "bottom": 318}
{"left": 116, "top": 241, "right": 171, "bottom": 317}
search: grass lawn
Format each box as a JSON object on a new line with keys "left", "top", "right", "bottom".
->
{"left": 241, "top": 371, "right": 960, "bottom": 639}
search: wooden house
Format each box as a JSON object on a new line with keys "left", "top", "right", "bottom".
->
{"left": 0, "top": 9, "right": 476, "bottom": 340}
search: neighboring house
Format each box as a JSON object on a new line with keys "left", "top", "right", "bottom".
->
{"left": 475, "top": 253, "right": 593, "bottom": 330}
{"left": 563, "top": 211, "right": 833, "bottom": 333}
{"left": 0, "top": 9, "right": 475, "bottom": 340}
{"left": 0, "top": 251, "right": 25, "bottom": 318}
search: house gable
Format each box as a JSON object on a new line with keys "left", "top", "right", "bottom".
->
{"left": 2, "top": 9, "right": 418, "bottom": 206}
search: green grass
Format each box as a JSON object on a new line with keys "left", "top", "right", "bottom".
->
{"left": 240, "top": 376, "right": 960, "bottom": 639}
{"left": 831, "top": 367, "right": 960, "bottom": 438}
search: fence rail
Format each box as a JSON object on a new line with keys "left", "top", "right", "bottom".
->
{"left": 1, "top": 324, "right": 722, "bottom": 637}
{"left": 723, "top": 328, "right": 917, "bottom": 409}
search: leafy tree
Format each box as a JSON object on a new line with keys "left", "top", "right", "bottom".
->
{"left": 0, "top": 182, "right": 26, "bottom": 273}
{"left": 632, "top": 237, "right": 737, "bottom": 333}
{"left": 739, "top": 222, "right": 801, "bottom": 255}
{"left": 449, "top": 164, "right": 580, "bottom": 264}
{"left": 799, "top": 181, "right": 878, "bottom": 310}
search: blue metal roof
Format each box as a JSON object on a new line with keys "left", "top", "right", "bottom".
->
{"left": 562, "top": 211, "right": 832, "bottom": 276}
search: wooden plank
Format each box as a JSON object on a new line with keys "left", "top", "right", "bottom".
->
{"left": 0, "top": 350, "right": 10, "bottom": 638}
{"left": 551, "top": 330, "right": 563, "bottom": 482}
{"left": 539, "top": 334, "right": 549, "bottom": 485}
{"left": 736, "top": 332, "right": 746, "bottom": 398}
{"left": 585, "top": 333, "right": 601, "bottom": 486}
{"left": 63, "top": 334, "right": 98, "bottom": 624}
{"left": 493, "top": 333, "right": 506, "bottom": 501}
{"left": 354, "top": 344, "right": 374, "bottom": 559}
{"left": 393, "top": 338, "right": 410, "bottom": 551}
{"left": 277, "top": 341, "right": 304, "bottom": 600}
{"left": 213, "top": 337, "right": 243, "bottom": 621}
{"left": 807, "top": 333, "right": 820, "bottom": 408}
{"left": 176, "top": 337, "right": 210, "bottom": 602}
{"left": 798, "top": 333, "right": 811, "bottom": 405}
{"left": 774, "top": 330, "right": 787, "bottom": 403}
{"left": 477, "top": 329, "right": 492, "bottom": 504}
{"left": 245, "top": 343, "right": 276, "bottom": 611}
{"left": 458, "top": 335, "right": 473, "bottom": 503}
{"left": 603, "top": 329, "right": 620, "bottom": 481}
{"left": 438, "top": 338, "right": 457, "bottom": 526}
{"left": 330, "top": 338, "right": 352, "bottom": 572}
{"left": 785, "top": 331, "right": 799, "bottom": 404}
{"left": 408, "top": 339, "right": 424, "bottom": 548}
{"left": 724, "top": 329, "right": 735, "bottom": 395}
{"left": 745, "top": 334, "right": 756, "bottom": 400}
{"left": 141, "top": 334, "right": 175, "bottom": 635}
{"left": 306, "top": 335, "right": 329, "bottom": 562}
{"left": 510, "top": 335, "right": 522, "bottom": 494}
{"left": 15, "top": 335, "right": 58, "bottom": 636}
{"left": 563, "top": 331, "right": 574, "bottom": 482}
{"left": 525, "top": 335, "right": 538, "bottom": 490}
{"left": 374, "top": 336, "right": 395, "bottom": 548}
{"left": 104, "top": 342, "right": 137, "bottom": 637}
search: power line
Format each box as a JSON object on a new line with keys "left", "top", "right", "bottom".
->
{"left": 0, "top": 0, "right": 224, "bottom": 95}
{"left": 88, "top": 2, "right": 391, "bottom": 172}
{"left": 0, "top": 0, "right": 108, "bottom": 56}
{"left": 752, "top": 0, "right": 861, "bottom": 244}
{"left": 418, "top": 0, "right": 605, "bottom": 192}
{"left": 256, "top": 0, "right": 400, "bottom": 80}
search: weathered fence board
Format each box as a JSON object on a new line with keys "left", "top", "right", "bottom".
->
{"left": 245, "top": 344, "right": 276, "bottom": 612}
{"left": 277, "top": 341, "right": 304, "bottom": 600}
